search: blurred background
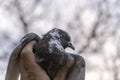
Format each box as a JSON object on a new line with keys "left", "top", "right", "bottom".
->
{"left": 0, "top": 0, "right": 120, "bottom": 80}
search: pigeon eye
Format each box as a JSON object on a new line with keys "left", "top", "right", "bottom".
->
{"left": 61, "top": 34, "right": 65, "bottom": 38}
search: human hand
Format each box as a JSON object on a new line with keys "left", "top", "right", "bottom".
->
{"left": 18, "top": 41, "right": 50, "bottom": 80}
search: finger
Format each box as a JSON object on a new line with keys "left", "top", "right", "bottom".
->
{"left": 25, "top": 41, "right": 36, "bottom": 49}
{"left": 54, "top": 54, "right": 75, "bottom": 80}
{"left": 19, "top": 41, "right": 37, "bottom": 80}
{"left": 22, "top": 41, "right": 36, "bottom": 53}
{"left": 20, "top": 41, "right": 37, "bottom": 64}
{"left": 19, "top": 58, "right": 28, "bottom": 80}
{"left": 20, "top": 41, "right": 37, "bottom": 66}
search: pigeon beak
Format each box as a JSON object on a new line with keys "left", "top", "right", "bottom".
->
{"left": 67, "top": 42, "right": 75, "bottom": 50}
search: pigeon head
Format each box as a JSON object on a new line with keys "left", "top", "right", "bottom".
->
{"left": 56, "top": 28, "right": 75, "bottom": 50}
{"left": 42, "top": 28, "right": 75, "bottom": 52}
